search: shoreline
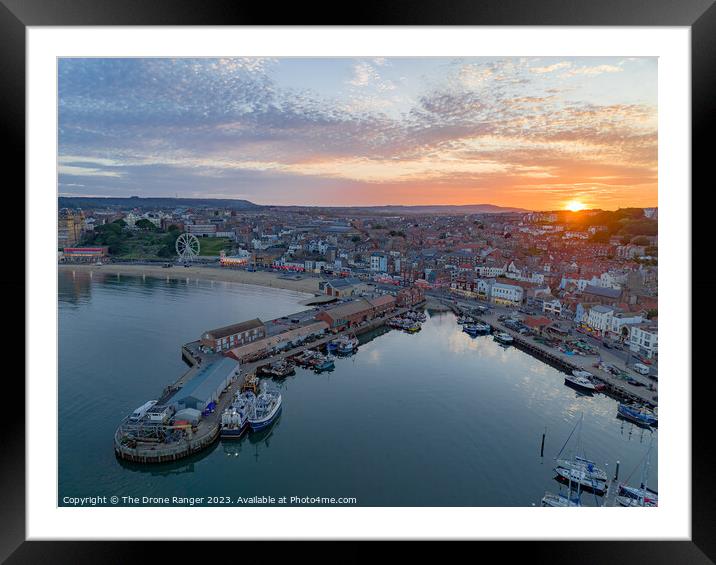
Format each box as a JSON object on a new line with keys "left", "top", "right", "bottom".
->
{"left": 58, "top": 263, "right": 322, "bottom": 296}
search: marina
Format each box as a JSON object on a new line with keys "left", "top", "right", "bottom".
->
{"left": 113, "top": 287, "right": 421, "bottom": 463}
{"left": 60, "top": 271, "right": 657, "bottom": 506}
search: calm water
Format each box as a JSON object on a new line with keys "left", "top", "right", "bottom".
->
{"left": 59, "top": 270, "right": 657, "bottom": 507}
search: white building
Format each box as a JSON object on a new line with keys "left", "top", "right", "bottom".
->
{"left": 585, "top": 305, "right": 615, "bottom": 333}
{"left": 607, "top": 312, "right": 643, "bottom": 337}
{"left": 628, "top": 323, "right": 658, "bottom": 358}
{"left": 490, "top": 282, "right": 524, "bottom": 306}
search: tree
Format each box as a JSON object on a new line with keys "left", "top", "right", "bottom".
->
{"left": 135, "top": 218, "right": 156, "bottom": 231}
{"left": 112, "top": 219, "right": 127, "bottom": 228}
{"left": 647, "top": 309, "right": 657, "bottom": 319}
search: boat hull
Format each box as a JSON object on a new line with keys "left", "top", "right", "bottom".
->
{"left": 618, "top": 405, "right": 657, "bottom": 427}
{"left": 220, "top": 424, "right": 249, "bottom": 439}
{"left": 564, "top": 377, "right": 596, "bottom": 392}
{"left": 249, "top": 404, "right": 282, "bottom": 431}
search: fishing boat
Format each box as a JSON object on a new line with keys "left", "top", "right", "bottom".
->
{"left": 405, "top": 322, "right": 421, "bottom": 333}
{"left": 247, "top": 383, "right": 282, "bottom": 431}
{"left": 388, "top": 317, "right": 407, "bottom": 329}
{"left": 463, "top": 323, "right": 488, "bottom": 336}
{"left": 220, "top": 391, "right": 255, "bottom": 439}
{"left": 617, "top": 403, "right": 658, "bottom": 427}
{"left": 326, "top": 340, "right": 339, "bottom": 352}
{"left": 310, "top": 353, "right": 335, "bottom": 372}
{"left": 294, "top": 350, "right": 318, "bottom": 367}
{"left": 335, "top": 336, "right": 358, "bottom": 355}
{"left": 262, "top": 360, "right": 295, "bottom": 378}
{"left": 556, "top": 456, "right": 608, "bottom": 482}
{"left": 564, "top": 370, "right": 597, "bottom": 392}
{"left": 493, "top": 332, "right": 514, "bottom": 344}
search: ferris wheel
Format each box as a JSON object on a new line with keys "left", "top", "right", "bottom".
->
{"left": 175, "top": 232, "right": 200, "bottom": 262}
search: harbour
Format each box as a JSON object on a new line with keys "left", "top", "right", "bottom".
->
{"left": 60, "top": 270, "right": 657, "bottom": 506}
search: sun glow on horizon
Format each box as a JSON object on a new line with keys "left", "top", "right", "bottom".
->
{"left": 564, "top": 200, "right": 587, "bottom": 212}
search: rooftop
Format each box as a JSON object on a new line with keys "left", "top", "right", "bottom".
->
{"left": 203, "top": 318, "right": 264, "bottom": 340}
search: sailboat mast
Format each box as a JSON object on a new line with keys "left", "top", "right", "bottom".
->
{"left": 641, "top": 437, "right": 653, "bottom": 507}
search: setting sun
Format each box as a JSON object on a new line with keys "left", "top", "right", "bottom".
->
{"left": 564, "top": 200, "right": 587, "bottom": 212}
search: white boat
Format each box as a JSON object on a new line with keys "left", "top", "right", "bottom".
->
{"left": 493, "top": 332, "right": 514, "bottom": 344}
{"left": 564, "top": 371, "right": 597, "bottom": 391}
{"left": 556, "top": 456, "right": 607, "bottom": 482}
{"left": 555, "top": 466, "right": 607, "bottom": 494}
{"left": 220, "top": 391, "right": 255, "bottom": 438}
{"left": 335, "top": 335, "right": 358, "bottom": 354}
{"left": 616, "top": 439, "right": 657, "bottom": 507}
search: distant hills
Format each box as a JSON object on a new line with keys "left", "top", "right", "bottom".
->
{"left": 321, "top": 204, "right": 531, "bottom": 215}
{"left": 58, "top": 196, "right": 528, "bottom": 214}
{"left": 270, "top": 203, "right": 531, "bottom": 215}
{"left": 58, "top": 196, "right": 261, "bottom": 211}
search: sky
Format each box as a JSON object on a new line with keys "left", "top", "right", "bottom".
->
{"left": 58, "top": 57, "right": 657, "bottom": 211}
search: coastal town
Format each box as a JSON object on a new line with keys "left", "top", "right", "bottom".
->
{"left": 59, "top": 198, "right": 658, "bottom": 371}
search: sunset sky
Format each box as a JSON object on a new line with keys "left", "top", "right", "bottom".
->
{"left": 58, "top": 57, "right": 657, "bottom": 211}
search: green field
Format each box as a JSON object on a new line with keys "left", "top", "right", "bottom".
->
{"left": 194, "top": 237, "right": 233, "bottom": 256}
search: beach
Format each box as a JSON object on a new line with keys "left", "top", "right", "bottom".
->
{"left": 58, "top": 263, "right": 323, "bottom": 295}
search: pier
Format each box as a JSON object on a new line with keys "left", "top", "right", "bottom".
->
{"left": 114, "top": 303, "right": 417, "bottom": 464}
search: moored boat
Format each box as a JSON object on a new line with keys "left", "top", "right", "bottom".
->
{"left": 463, "top": 322, "right": 490, "bottom": 336}
{"left": 493, "top": 331, "right": 514, "bottom": 344}
{"left": 247, "top": 383, "right": 282, "bottom": 431}
{"left": 220, "top": 391, "right": 255, "bottom": 439}
{"left": 554, "top": 466, "right": 607, "bottom": 494}
{"left": 617, "top": 403, "right": 658, "bottom": 427}
{"left": 335, "top": 336, "right": 358, "bottom": 355}
{"left": 556, "top": 456, "right": 607, "bottom": 482}
{"left": 541, "top": 491, "right": 581, "bottom": 507}
{"left": 310, "top": 353, "right": 335, "bottom": 372}
{"left": 564, "top": 371, "right": 597, "bottom": 392}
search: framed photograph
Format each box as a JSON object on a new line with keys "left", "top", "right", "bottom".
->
{"left": 6, "top": 0, "right": 708, "bottom": 561}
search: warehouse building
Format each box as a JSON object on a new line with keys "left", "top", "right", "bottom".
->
{"left": 200, "top": 318, "right": 266, "bottom": 352}
{"left": 315, "top": 299, "right": 375, "bottom": 331}
{"left": 367, "top": 294, "right": 396, "bottom": 315}
{"left": 170, "top": 357, "right": 240, "bottom": 411}
{"left": 225, "top": 321, "right": 329, "bottom": 362}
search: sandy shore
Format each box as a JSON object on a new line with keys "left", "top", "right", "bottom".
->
{"left": 59, "top": 263, "right": 322, "bottom": 295}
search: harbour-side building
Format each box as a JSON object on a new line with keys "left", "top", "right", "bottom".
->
{"left": 200, "top": 318, "right": 266, "bottom": 352}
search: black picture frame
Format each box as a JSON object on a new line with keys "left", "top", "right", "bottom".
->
{"left": 4, "top": 0, "right": 708, "bottom": 561}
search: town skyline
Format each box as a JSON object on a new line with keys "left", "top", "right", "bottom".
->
{"left": 59, "top": 57, "right": 657, "bottom": 211}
